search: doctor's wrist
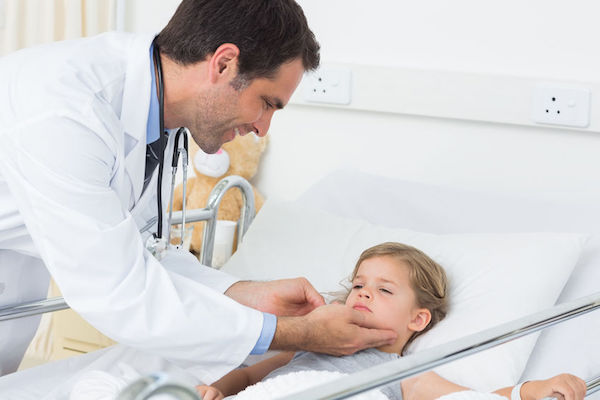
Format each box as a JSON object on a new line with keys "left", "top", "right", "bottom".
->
{"left": 269, "top": 315, "right": 308, "bottom": 352}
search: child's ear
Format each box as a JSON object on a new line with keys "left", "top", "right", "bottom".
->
{"left": 408, "top": 308, "right": 432, "bottom": 332}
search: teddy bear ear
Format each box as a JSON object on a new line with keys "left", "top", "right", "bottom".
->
{"left": 219, "top": 133, "right": 268, "bottom": 178}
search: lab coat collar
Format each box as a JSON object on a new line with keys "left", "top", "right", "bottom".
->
{"left": 121, "top": 33, "right": 156, "bottom": 204}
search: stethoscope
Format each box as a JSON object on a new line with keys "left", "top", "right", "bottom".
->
{"left": 145, "top": 40, "right": 189, "bottom": 260}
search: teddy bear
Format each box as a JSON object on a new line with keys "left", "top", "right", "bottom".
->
{"left": 172, "top": 133, "right": 267, "bottom": 254}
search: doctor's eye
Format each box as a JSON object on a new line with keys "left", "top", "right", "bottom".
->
{"left": 262, "top": 97, "right": 274, "bottom": 109}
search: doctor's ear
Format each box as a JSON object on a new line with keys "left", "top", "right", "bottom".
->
{"left": 408, "top": 308, "right": 432, "bottom": 333}
{"left": 208, "top": 43, "right": 240, "bottom": 82}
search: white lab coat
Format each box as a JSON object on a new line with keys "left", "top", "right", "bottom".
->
{"left": 0, "top": 32, "right": 263, "bottom": 382}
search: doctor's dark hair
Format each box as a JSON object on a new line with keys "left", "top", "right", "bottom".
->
{"left": 338, "top": 242, "right": 448, "bottom": 354}
{"left": 155, "top": 0, "right": 320, "bottom": 84}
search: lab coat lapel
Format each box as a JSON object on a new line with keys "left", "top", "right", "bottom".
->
{"left": 121, "top": 33, "right": 155, "bottom": 206}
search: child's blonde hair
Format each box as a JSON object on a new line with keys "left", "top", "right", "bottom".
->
{"left": 341, "top": 242, "right": 448, "bottom": 352}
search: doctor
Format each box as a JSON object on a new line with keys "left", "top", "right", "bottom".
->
{"left": 0, "top": 0, "right": 397, "bottom": 381}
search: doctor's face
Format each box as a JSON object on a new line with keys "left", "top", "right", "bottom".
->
{"left": 187, "top": 58, "right": 304, "bottom": 154}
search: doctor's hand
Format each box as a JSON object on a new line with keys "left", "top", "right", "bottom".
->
{"left": 270, "top": 303, "right": 398, "bottom": 356}
{"left": 521, "top": 374, "right": 586, "bottom": 400}
{"left": 224, "top": 278, "right": 325, "bottom": 316}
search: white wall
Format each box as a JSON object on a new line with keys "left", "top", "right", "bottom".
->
{"left": 127, "top": 1, "right": 600, "bottom": 200}
{"left": 298, "top": 0, "right": 600, "bottom": 81}
{"left": 124, "top": 0, "right": 178, "bottom": 34}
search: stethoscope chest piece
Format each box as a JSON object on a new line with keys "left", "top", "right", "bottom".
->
{"left": 145, "top": 235, "right": 168, "bottom": 261}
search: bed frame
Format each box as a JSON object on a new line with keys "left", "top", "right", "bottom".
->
{"left": 0, "top": 175, "right": 598, "bottom": 399}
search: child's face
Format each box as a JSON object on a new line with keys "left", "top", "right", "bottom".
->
{"left": 345, "top": 255, "right": 430, "bottom": 353}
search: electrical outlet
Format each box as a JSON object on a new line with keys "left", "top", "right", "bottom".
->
{"left": 303, "top": 67, "right": 352, "bottom": 105}
{"left": 532, "top": 84, "right": 591, "bottom": 128}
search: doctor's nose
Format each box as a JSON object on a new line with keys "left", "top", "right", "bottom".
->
{"left": 252, "top": 111, "right": 274, "bottom": 137}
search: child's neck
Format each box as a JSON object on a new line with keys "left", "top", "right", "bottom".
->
{"left": 376, "top": 335, "right": 409, "bottom": 355}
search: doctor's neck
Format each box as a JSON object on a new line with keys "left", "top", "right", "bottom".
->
{"left": 155, "top": 53, "right": 212, "bottom": 131}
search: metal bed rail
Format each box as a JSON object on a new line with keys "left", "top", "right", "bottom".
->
{"left": 116, "top": 373, "right": 201, "bottom": 400}
{"left": 0, "top": 175, "right": 255, "bottom": 323}
{"left": 281, "top": 291, "right": 600, "bottom": 400}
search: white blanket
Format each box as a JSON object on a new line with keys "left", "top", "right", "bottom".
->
{"left": 436, "top": 392, "right": 508, "bottom": 400}
{"left": 231, "top": 371, "right": 512, "bottom": 400}
{"left": 68, "top": 369, "right": 387, "bottom": 400}
{"left": 231, "top": 370, "right": 387, "bottom": 399}
{"left": 68, "top": 367, "right": 509, "bottom": 400}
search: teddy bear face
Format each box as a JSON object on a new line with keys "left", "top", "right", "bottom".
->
{"left": 190, "top": 132, "right": 268, "bottom": 180}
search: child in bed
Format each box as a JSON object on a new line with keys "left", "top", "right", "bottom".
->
{"left": 196, "top": 242, "right": 587, "bottom": 400}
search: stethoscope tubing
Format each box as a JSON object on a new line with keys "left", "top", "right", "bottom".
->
{"left": 152, "top": 39, "right": 189, "bottom": 245}
{"left": 152, "top": 40, "right": 166, "bottom": 240}
{"left": 167, "top": 128, "right": 189, "bottom": 247}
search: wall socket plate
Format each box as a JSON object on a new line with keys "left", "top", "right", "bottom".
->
{"left": 303, "top": 67, "right": 352, "bottom": 105}
{"left": 532, "top": 84, "right": 591, "bottom": 128}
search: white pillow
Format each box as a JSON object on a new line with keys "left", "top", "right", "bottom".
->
{"left": 520, "top": 235, "right": 600, "bottom": 383}
{"left": 297, "top": 170, "right": 600, "bottom": 387}
{"left": 222, "top": 201, "right": 586, "bottom": 392}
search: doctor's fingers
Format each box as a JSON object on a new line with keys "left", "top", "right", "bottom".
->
{"left": 301, "top": 279, "right": 326, "bottom": 309}
{"left": 272, "top": 277, "right": 325, "bottom": 313}
{"left": 320, "top": 305, "right": 396, "bottom": 354}
{"left": 348, "top": 306, "right": 389, "bottom": 330}
{"left": 324, "top": 322, "right": 396, "bottom": 355}
{"left": 283, "top": 276, "right": 325, "bottom": 306}
{"left": 348, "top": 308, "right": 398, "bottom": 347}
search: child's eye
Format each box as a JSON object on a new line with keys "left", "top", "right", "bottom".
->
{"left": 379, "top": 288, "right": 393, "bottom": 294}
{"left": 352, "top": 284, "right": 363, "bottom": 290}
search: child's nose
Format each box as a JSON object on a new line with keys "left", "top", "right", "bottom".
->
{"left": 358, "top": 289, "right": 371, "bottom": 299}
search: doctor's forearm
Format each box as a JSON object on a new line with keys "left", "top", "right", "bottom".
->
{"left": 269, "top": 316, "right": 308, "bottom": 351}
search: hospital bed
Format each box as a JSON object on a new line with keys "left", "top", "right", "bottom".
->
{"left": 0, "top": 170, "right": 599, "bottom": 399}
